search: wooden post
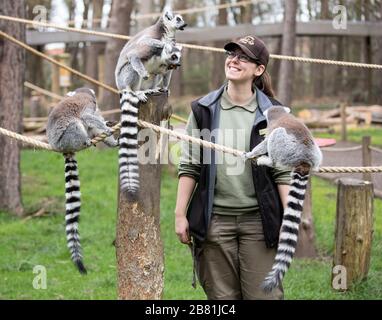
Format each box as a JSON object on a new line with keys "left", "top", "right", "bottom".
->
{"left": 332, "top": 178, "right": 374, "bottom": 290}
{"left": 29, "top": 91, "right": 43, "bottom": 118}
{"left": 295, "top": 178, "right": 317, "bottom": 258}
{"left": 116, "top": 92, "right": 168, "bottom": 300}
{"left": 362, "top": 136, "right": 372, "bottom": 182}
{"left": 340, "top": 103, "right": 347, "bottom": 142}
{"left": 51, "top": 62, "right": 60, "bottom": 95}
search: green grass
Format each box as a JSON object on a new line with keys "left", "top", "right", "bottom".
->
{"left": 314, "top": 126, "right": 382, "bottom": 148}
{"left": 0, "top": 149, "right": 381, "bottom": 299}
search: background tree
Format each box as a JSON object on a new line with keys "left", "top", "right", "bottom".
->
{"left": 276, "top": 0, "right": 298, "bottom": 106}
{"left": 0, "top": 0, "right": 26, "bottom": 216}
{"left": 210, "top": 0, "right": 228, "bottom": 90}
{"left": 101, "top": 0, "right": 134, "bottom": 115}
{"left": 85, "top": 0, "right": 104, "bottom": 95}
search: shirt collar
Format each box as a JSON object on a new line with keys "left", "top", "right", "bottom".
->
{"left": 220, "top": 85, "right": 257, "bottom": 112}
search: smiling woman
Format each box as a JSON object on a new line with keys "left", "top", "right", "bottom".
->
{"left": 175, "top": 35, "right": 292, "bottom": 300}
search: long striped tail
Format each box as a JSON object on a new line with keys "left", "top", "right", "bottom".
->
{"left": 119, "top": 90, "right": 140, "bottom": 201}
{"left": 64, "top": 154, "right": 87, "bottom": 274}
{"left": 261, "top": 165, "right": 310, "bottom": 292}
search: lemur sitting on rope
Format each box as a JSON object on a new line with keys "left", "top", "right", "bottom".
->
{"left": 243, "top": 106, "right": 322, "bottom": 293}
{"left": 46, "top": 88, "right": 118, "bottom": 274}
{"left": 115, "top": 9, "right": 186, "bottom": 201}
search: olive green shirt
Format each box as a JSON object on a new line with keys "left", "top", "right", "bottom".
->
{"left": 178, "top": 86, "right": 291, "bottom": 215}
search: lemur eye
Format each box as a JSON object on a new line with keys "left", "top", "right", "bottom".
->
{"left": 176, "top": 17, "right": 181, "bottom": 22}
{"left": 171, "top": 54, "right": 177, "bottom": 60}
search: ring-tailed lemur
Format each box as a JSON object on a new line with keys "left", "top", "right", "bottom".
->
{"left": 115, "top": 9, "right": 186, "bottom": 92}
{"left": 243, "top": 106, "right": 322, "bottom": 292}
{"left": 115, "top": 9, "right": 185, "bottom": 201}
{"left": 46, "top": 88, "right": 118, "bottom": 274}
{"left": 118, "top": 42, "right": 182, "bottom": 201}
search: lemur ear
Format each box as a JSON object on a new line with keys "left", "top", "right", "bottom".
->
{"left": 176, "top": 44, "right": 183, "bottom": 51}
{"left": 67, "top": 91, "right": 76, "bottom": 97}
{"left": 164, "top": 10, "right": 173, "bottom": 20}
{"left": 283, "top": 107, "right": 291, "bottom": 113}
{"left": 263, "top": 110, "right": 269, "bottom": 118}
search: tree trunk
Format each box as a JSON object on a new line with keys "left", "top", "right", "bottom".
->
{"left": 101, "top": 0, "right": 134, "bottom": 116}
{"left": 211, "top": 0, "right": 228, "bottom": 90}
{"left": 0, "top": 0, "right": 25, "bottom": 216}
{"left": 333, "top": 179, "right": 374, "bottom": 290}
{"left": 85, "top": 0, "right": 104, "bottom": 96}
{"left": 116, "top": 93, "right": 168, "bottom": 299}
{"left": 277, "top": 0, "right": 297, "bottom": 106}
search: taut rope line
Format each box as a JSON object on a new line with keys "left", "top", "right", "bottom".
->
{"left": 1, "top": 124, "right": 382, "bottom": 174}
{"left": 0, "top": 30, "right": 188, "bottom": 124}
{"left": 1, "top": 15, "right": 382, "bottom": 69}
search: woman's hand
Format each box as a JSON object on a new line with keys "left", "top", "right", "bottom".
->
{"left": 175, "top": 214, "right": 190, "bottom": 244}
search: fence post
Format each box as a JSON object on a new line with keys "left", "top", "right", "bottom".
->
{"left": 116, "top": 92, "right": 168, "bottom": 299}
{"left": 332, "top": 178, "right": 374, "bottom": 290}
{"left": 362, "top": 136, "right": 372, "bottom": 182}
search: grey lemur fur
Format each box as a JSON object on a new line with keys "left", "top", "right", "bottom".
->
{"left": 115, "top": 9, "right": 186, "bottom": 92}
{"left": 244, "top": 106, "right": 322, "bottom": 292}
{"left": 46, "top": 87, "right": 118, "bottom": 274}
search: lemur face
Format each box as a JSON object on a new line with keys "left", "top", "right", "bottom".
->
{"left": 164, "top": 11, "right": 187, "bottom": 31}
{"left": 162, "top": 43, "right": 182, "bottom": 68}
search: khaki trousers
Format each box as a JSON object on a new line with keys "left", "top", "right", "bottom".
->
{"left": 195, "top": 213, "right": 284, "bottom": 300}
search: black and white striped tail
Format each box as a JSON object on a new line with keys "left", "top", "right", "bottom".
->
{"left": 64, "top": 154, "right": 87, "bottom": 274}
{"left": 119, "top": 90, "right": 140, "bottom": 201}
{"left": 261, "top": 168, "right": 310, "bottom": 292}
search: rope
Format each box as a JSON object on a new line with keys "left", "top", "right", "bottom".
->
{"left": 66, "top": 0, "right": 256, "bottom": 25}
{"left": 370, "top": 146, "right": 382, "bottom": 154}
{"left": 133, "top": 0, "right": 256, "bottom": 20}
{"left": 0, "top": 31, "right": 118, "bottom": 93}
{"left": 0, "top": 30, "right": 188, "bottom": 124}
{"left": 321, "top": 145, "right": 363, "bottom": 152}
{"left": 317, "top": 166, "right": 382, "bottom": 173}
{"left": 0, "top": 127, "right": 54, "bottom": 151}
{"left": 1, "top": 123, "right": 381, "bottom": 174}
{"left": 24, "top": 81, "right": 63, "bottom": 100}
{"left": 2, "top": 15, "right": 382, "bottom": 69}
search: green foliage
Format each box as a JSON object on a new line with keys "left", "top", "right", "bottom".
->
{"left": 0, "top": 149, "right": 381, "bottom": 299}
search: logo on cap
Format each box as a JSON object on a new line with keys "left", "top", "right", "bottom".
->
{"left": 239, "top": 36, "right": 255, "bottom": 45}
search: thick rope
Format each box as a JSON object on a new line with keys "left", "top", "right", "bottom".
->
{"left": 0, "top": 127, "right": 54, "bottom": 150}
{"left": 1, "top": 124, "right": 381, "bottom": 174}
{"left": 2, "top": 15, "right": 382, "bottom": 69}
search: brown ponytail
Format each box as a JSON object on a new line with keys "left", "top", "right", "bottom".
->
{"left": 253, "top": 70, "right": 275, "bottom": 98}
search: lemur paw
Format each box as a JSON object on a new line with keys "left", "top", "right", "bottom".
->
{"left": 135, "top": 91, "right": 148, "bottom": 102}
